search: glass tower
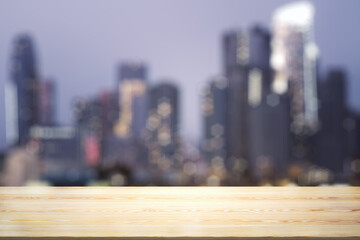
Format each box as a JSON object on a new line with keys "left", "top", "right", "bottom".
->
{"left": 114, "top": 61, "right": 148, "bottom": 139}
{"left": 6, "top": 34, "right": 39, "bottom": 146}
{"left": 271, "top": 1, "right": 319, "bottom": 134}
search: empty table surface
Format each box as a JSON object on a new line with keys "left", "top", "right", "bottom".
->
{"left": 0, "top": 187, "right": 359, "bottom": 239}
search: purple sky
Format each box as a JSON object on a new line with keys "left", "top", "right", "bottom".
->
{"left": 0, "top": 0, "right": 359, "bottom": 149}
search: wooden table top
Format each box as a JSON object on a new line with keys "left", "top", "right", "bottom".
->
{"left": 0, "top": 187, "right": 359, "bottom": 239}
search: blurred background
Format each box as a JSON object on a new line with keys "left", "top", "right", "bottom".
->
{"left": 0, "top": 0, "right": 359, "bottom": 186}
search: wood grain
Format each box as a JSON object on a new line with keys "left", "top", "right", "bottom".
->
{"left": 0, "top": 187, "right": 359, "bottom": 239}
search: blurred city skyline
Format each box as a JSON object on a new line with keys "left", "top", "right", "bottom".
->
{"left": 1, "top": 0, "right": 360, "bottom": 186}
{"left": 1, "top": 0, "right": 360, "bottom": 149}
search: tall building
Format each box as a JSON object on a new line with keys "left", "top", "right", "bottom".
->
{"left": 114, "top": 61, "right": 148, "bottom": 139}
{"left": 222, "top": 25, "right": 271, "bottom": 178}
{"left": 202, "top": 76, "right": 228, "bottom": 170}
{"left": 245, "top": 26, "right": 286, "bottom": 182}
{"left": 225, "top": 65, "right": 248, "bottom": 173}
{"left": 38, "top": 79, "right": 56, "bottom": 126}
{"left": 147, "top": 82, "right": 180, "bottom": 171}
{"left": 223, "top": 30, "right": 249, "bottom": 173}
{"left": 271, "top": 1, "right": 319, "bottom": 163}
{"left": 5, "top": 34, "right": 39, "bottom": 146}
{"left": 317, "top": 69, "right": 347, "bottom": 175}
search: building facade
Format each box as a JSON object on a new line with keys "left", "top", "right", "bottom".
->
{"left": 6, "top": 34, "right": 39, "bottom": 146}
{"left": 271, "top": 1, "right": 319, "bottom": 164}
{"left": 114, "top": 62, "right": 148, "bottom": 139}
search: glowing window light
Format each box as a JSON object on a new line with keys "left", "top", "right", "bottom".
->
{"left": 114, "top": 79, "right": 147, "bottom": 138}
{"left": 29, "top": 126, "right": 75, "bottom": 139}
{"left": 270, "top": 41, "right": 286, "bottom": 70}
{"left": 183, "top": 162, "right": 197, "bottom": 175}
{"left": 266, "top": 93, "right": 280, "bottom": 107}
{"left": 210, "top": 124, "right": 224, "bottom": 137}
{"left": 147, "top": 113, "right": 161, "bottom": 131}
{"left": 273, "top": 1, "right": 314, "bottom": 30}
{"left": 272, "top": 73, "right": 288, "bottom": 95}
{"left": 157, "top": 102, "right": 172, "bottom": 118}
{"left": 248, "top": 68, "right": 262, "bottom": 107}
{"left": 158, "top": 126, "right": 171, "bottom": 146}
{"left": 214, "top": 76, "right": 228, "bottom": 89}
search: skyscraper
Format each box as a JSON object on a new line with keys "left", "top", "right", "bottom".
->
{"left": 223, "top": 30, "right": 249, "bottom": 174}
{"left": 5, "top": 34, "right": 39, "bottom": 146}
{"left": 147, "top": 82, "right": 180, "bottom": 170}
{"left": 114, "top": 61, "right": 148, "bottom": 139}
{"left": 222, "top": 25, "right": 271, "bottom": 178}
{"left": 244, "top": 26, "right": 286, "bottom": 182}
{"left": 202, "top": 76, "right": 228, "bottom": 170}
{"left": 317, "top": 69, "right": 347, "bottom": 175}
{"left": 271, "top": 1, "right": 319, "bottom": 162}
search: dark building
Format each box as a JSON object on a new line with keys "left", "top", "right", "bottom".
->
{"left": 201, "top": 76, "right": 228, "bottom": 179}
{"left": 119, "top": 62, "right": 147, "bottom": 80}
{"left": 29, "top": 125, "right": 90, "bottom": 186}
{"left": 38, "top": 79, "right": 56, "bottom": 126}
{"left": 225, "top": 66, "right": 248, "bottom": 174}
{"left": 246, "top": 26, "right": 291, "bottom": 182}
{"left": 223, "top": 30, "right": 248, "bottom": 175}
{"left": 343, "top": 111, "right": 360, "bottom": 185}
{"left": 252, "top": 92, "right": 291, "bottom": 182}
{"left": 83, "top": 91, "right": 119, "bottom": 165}
{"left": 73, "top": 91, "right": 117, "bottom": 167}
{"left": 5, "top": 34, "right": 39, "bottom": 146}
{"left": 102, "top": 136, "right": 148, "bottom": 185}
{"left": 97, "top": 91, "right": 118, "bottom": 141}
{"left": 114, "top": 61, "right": 148, "bottom": 139}
{"left": 147, "top": 82, "right": 180, "bottom": 172}
{"left": 317, "top": 69, "right": 347, "bottom": 177}
{"left": 73, "top": 97, "right": 101, "bottom": 167}
{"left": 222, "top": 25, "right": 272, "bottom": 182}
